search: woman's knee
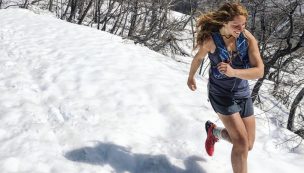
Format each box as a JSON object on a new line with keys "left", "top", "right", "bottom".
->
{"left": 232, "top": 134, "right": 249, "bottom": 152}
{"left": 235, "top": 134, "right": 254, "bottom": 151}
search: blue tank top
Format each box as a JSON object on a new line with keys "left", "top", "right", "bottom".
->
{"left": 208, "top": 32, "right": 251, "bottom": 98}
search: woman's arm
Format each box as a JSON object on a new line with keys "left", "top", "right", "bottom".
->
{"left": 218, "top": 29, "right": 264, "bottom": 80}
{"left": 187, "top": 41, "right": 211, "bottom": 91}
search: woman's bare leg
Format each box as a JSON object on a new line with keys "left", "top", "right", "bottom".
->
{"left": 218, "top": 113, "right": 250, "bottom": 173}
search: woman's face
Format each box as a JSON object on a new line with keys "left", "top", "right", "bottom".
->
{"left": 225, "top": 15, "right": 246, "bottom": 38}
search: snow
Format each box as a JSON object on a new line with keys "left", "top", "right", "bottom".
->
{"left": 0, "top": 8, "right": 303, "bottom": 173}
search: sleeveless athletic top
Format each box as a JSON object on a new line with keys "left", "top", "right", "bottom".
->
{"left": 208, "top": 32, "right": 251, "bottom": 98}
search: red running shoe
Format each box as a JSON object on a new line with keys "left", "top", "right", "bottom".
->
{"left": 205, "top": 121, "right": 219, "bottom": 156}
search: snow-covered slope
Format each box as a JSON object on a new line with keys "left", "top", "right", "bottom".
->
{"left": 0, "top": 9, "right": 303, "bottom": 173}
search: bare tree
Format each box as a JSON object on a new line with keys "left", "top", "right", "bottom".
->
{"left": 100, "top": 0, "right": 116, "bottom": 31}
{"left": 77, "top": 0, "right": 93, "bottom": 25}
{"left": 21, "top": 0, "right": 29, "bottom": 8}
{"left": 94, "top": 0, "right": 103, "bottom": 29}
{"left": 110, "top": 0, "right": 129, "bottom": 34}
{"left": 128, "top": 0, "right": 139, "bottom": 37}
{"left": 61, "top": 0, "right": 72, "bottom": 20}
{"left": 67, "top": 0, "right": 78, "bottom": 22}
{"left": 48, "top": 0, "right": 53, "bottom": 11}
{"left": 287, "top": 87, "right": 304, "bottom": 131}
{"left": 247, "top": 0, "right": 304, "bottom": 103}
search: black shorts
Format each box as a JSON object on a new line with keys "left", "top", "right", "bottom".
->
{"left": 208, "top": 93, "right": 254, "bottom": 118}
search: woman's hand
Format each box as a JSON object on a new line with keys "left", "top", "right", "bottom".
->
{"left": 187, "top": 77, "right": 197, "bottom": 91}
{"left": 217, "top": 62, "right": 236, "bottom": 77}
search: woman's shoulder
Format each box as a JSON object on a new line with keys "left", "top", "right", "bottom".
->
{"left": 243, "top": 29, "right": 257, "bottom": 42}
{"left": 198, "top": 37, "right": 216, "bottom": 53}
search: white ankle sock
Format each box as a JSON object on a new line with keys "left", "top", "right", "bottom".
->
{"left": 212, "top": 127, "right": 224, "bottom": 139}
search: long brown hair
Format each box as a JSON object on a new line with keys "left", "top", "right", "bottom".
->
{"left": 195, "top": 2, "right": 248, "bottom": 48}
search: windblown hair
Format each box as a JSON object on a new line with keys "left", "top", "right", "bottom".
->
{"left": 196, "top": 2, "right": 248, "bottom": 48}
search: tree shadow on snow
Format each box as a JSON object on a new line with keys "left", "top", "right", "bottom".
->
{"left": 65, "top": 142, "right": 207, "bottom": 173}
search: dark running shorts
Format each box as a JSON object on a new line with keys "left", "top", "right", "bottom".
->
{"left": 208, "top": 93, "right": 254, "bottom": 118}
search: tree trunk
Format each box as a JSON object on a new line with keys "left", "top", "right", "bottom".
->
{"left": 127, "top": 0, "right": 139, "bottom": 37}
{"left": 113, "top": 7, "right": 126, "bottom": 34}
{"left": 259, "top": 5, "right": 266, "bottom": 44}
{"left": 101, "top": 0, "right": 114, "bottom": 31}
{"left": 48, "top": 0, "right": 54, "bottom": 12}
{"left": 77, "top": 0, "right": 94, "bottom": 25}
{"left": 77, "top": 0, "right": 85, "bottom": 19}
{"left": 110, "top": 2, "right": 123, "bottom": 34}
{"left": 149, "top": 1, "right": 157, "bottom": 29}
{"left": 120, "top": 1, "right": 131, "bottom": 36}
{"left": 140, "top": 8, "right": 149, "bottom": 33}
{"left": 95, "top": 0, "right": 102, "bottom": 29}
{"left": 251, "top": 76, "right": 266, "bottom": 103}
{"left": 273, "top": 57, "right": 283, "bottom": 96}
{"left": 61, "top": 0, "right": 72, "bottom": 20}
{"left": 67, "top": 0, "right": 78, "bottom": 22}
{"left": 22, "top": 0, "right": 29, "bottom": 8}
{"left": 189, "top": 0, "right": 195, "bottom": 48}
{"left": 287, "top": 87, "right": 304, "bottom": 131}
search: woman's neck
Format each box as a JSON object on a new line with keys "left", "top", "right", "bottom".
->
{"left": 219, "top": 28, "right": 232, "bottom": 39}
